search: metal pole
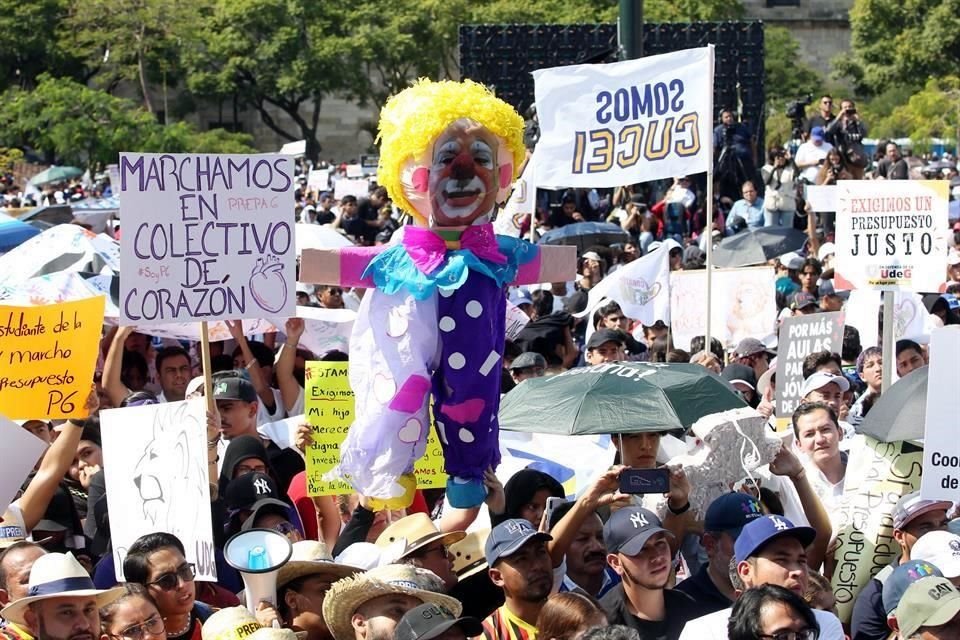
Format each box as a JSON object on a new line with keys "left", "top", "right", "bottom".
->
{"left": 881, "top": 292, "right": 895, "bottom": 391}
{"left": 705, "top": 46, "right": 716, "bottom": 351}
{"left": 618, "top": 0, "right": 644, "bottom": 60}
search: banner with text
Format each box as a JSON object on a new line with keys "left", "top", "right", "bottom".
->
{"left": 835, "top": 180, "right": 949, "bottom": 291}
{"left": 533, "top": 46, "right": 714, "bottom": 188}
{"left": 493, "top": 160, "right": 536, "bottom": 238}
{"left": 102, "top": 398, "right": 215, "bottom": 581}
{"left": 118, "top": 153, "right": 296, "bottom": 325}
{"left": 304, "top": 361, "right": 444, "bottom": 496}
{"left": 0, "top": 296, "right": 105, "bottom": 419}
{"left": 670, "top": 266, "right": 777, "bottom": 350}
{"left": 775, "top": 312, "right": 845, "bottom": 418}
{"left": 920, "top": 326, "right": 960, "bottom": 500}
{"left": 0, "top": 414, "right": 49, "bottom": 514}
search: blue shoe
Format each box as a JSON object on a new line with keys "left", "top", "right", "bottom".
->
{"left": 445, "top": 476, "right": 487, "bottom": 508}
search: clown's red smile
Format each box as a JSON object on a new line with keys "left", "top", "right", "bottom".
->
{"left": 428, "top": 122, "right": 501, "bottom": 227}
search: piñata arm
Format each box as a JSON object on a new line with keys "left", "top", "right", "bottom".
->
{"left": 298, "top": 246, "right": 387, "bottom": 288}
{"left": 510, "top": 244, "right": 578, "bottom": 285}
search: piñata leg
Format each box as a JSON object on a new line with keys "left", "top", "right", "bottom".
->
{"left": 331, "top": 288, "right": 439, "bottom": 508}
{"left": 433, "top": 272, "right": 505, "bottom": 507}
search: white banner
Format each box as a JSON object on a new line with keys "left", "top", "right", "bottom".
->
{"left": 533, "top": 46, "right": 714, "bottom": 188}
{"left": 307, "top": 169, "right": 330, "bottom": 192}
{"left": 493, "top": 159, "right": 536, "bottom": 238}
{"left": 333, "top": 178, "right": 370, "bottom": 201}
{"left": 574, "top": 242, "right": 672, "bottom": 325}
{"left": 118, "top": 153, "right": 297, "bottom": 325}
{"left": 0, "top": 415, "right": 49, "bottom": 515}
{"left": 670, "top": 266, "right": 777, "bottom": 350}
{"left": 921, "top": 326, "right": 960, "bottom": 500}
{"left": 101, "top": 398, "right": 216, "bottom": 581}
{"left": 835, "top": 180, "right": 949, "bottom": 291}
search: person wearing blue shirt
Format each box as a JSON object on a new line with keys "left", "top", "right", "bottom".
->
{"left": 726, "top": 181, "right": 764, "bottom": 234}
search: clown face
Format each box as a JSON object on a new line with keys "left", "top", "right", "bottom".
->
{"left": 424, "top": 120, "right": 505, "bottom": 227}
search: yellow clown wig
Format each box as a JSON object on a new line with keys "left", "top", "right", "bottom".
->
{"left": 377, "top": 78, "right": 526, "bottom": 224}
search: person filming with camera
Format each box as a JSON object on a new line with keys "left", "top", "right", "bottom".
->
{"left": 760, "top": 147, "right": 798, "bottom": 228}
{"left": 824, "top": 98, "right": 868, "bottom": 178}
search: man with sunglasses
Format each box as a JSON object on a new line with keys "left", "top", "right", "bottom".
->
{"left": 375, "top": 513, "right": 465, "bottom": 592}
{"left": 123, "top": 533, "right": 213, "bottom": 640}
{"left": 805, "top": 95, "right": 836, "bottom": 144}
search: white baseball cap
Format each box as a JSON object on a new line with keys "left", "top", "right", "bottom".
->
{"left": 800, "top": 371, "right": 850, "bottom": 398}
{"left": 817, "top": 242, "right": 836, "bottom": 262}
{"left": 911, "top": 531, "right": 960, "bottom": 578}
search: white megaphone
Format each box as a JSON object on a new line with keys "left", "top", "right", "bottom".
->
{"left": 224, "top": 528, "right": 293, "bottom": 612}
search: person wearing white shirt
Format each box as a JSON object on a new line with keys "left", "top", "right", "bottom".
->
{"left": 679, "top": 515, "right": 844, "bottom": 639}
{"left": 794, "top": 127, "right": 834, "bottom": 184}
{"left": 791, "top": 401, "right": 847, "bottom": 506}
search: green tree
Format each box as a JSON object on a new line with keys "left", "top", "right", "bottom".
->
{"left": 868, "top": 76, "right": 960, "bottom": 146}
{"left": 763, "top": 26, "right": 822, "bottom": 145}
{"left": 0, "top": 74, "right": 252, "bottom": 170}
{"left": 0, "top": 0, "right": 84, "bottom": 91}
{"left": 842, "top": 0, "right": 960, "bottom": 95}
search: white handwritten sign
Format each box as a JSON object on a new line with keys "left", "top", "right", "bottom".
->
{"left": 102, "top": 399, "right": 216, "bottom": 581}
{"left": 118, "top": 153, "right": 296, "bottom": 325}
{"left": 921, "top": 326, "right": 960, "bottom": 499}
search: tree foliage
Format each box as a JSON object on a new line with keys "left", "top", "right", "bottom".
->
{"left": 866, "top": 76, "right": 960, "bottom": 144}
{"left": 0, "top": 0, "right": 84, "bottom": 91}
{"left": 0, "top": 74, "right": 252, "bottom": 170}
{"left": 843, "top": 0, "right": 960, "bottom": 95}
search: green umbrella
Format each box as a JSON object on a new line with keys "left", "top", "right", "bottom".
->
{"left": 29, "top": 166, "right": 84, "bottom": 186}
{"left": 499, "top": 362, "right": 747, "bottom": 435}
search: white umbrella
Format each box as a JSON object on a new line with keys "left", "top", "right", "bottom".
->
{"left": 0, "top": 224, "right": 119, "bottom": 288}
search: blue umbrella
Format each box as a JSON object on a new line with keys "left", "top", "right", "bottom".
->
{"left": 538, "top": 221, "right": 630, "bottom": 252}
{"left": 0, "top": 213, "right": 41, "bottom": 254}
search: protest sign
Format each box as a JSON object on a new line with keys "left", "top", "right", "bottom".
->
{"left": 834, "top": 180, "right": 949, "bottom": 291}
{"left": 577, "top": 243, "right": 672, "bottom": 325}
{"left": 533, "top": 47, "right": 714, "bottom": 188}
{"left": 831, "top": 436, "right": 922, "bottom": 623}
{"left": 293, "top": 306, "right": 356, "bottom": 356}
{"left": 803, "top": 185, "right": 837, "bottom": 212}
{"left": 920, "top": 326, "right": 960, "bottom": 499}
{"left": 670, "top": 266, "right": 777, "bottom": 350}
{"left": 101, "top": 398, "right": 216, "bottom": 581}
{"left": 0, "top": 415, "right": 49, "bottom": 514}
{"left": 345, "top": 164, "right": 364, "bottom": 178}
{"left": 0, "top": 296, "right": 105, "bottom": 419}
{"left": 333, "top": 178, "right": 370, "bottom": 201}
{"left": 118, "top": 153, "right": 296, "bottom": 325}
{"left": 843, "top": 290, "right": 934, "bottom": 351}
{"left": 307, "top": 169, "right": 330, "bottom": 192}
{"left": 493, "top": 160, "right": 535, "bottom": 238}
{"left": 304, "top": 362, "right": 443, "bottom": 496}
{"left": 505, "top": 301, "right": 530, "bottom": 340}
{"left": 775, "top": 312, "right": 845, "bottom": 417}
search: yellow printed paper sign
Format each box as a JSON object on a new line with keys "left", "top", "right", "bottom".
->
{"left": 304, "top": 361, "right": 445, "bottom": 496}
{"left": 0, "top": 296, "right": 105, "bottom": 419}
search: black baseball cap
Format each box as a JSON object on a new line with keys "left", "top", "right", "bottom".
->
{"left": 721, "top": 363, "right": 758, "bottom": 391}
{"left": 212, "top": 370, "right": 257, "bottom": 403}
{"left": 394, "top": 603, "right": 482, "bottom": 640}
{"left": 225, "top": 472, "right": 286, "bottom": 513}
{"left": 733, "top": 337, "right": 774, "bottom": 359}
{"left": 603, "top": 506, "right": 672, "bottom": 556}
{"left": 587, "top": 329, "right": 625, "bottom": 351}
{"left": 704, "top": 493, "right": 764, "bottom": 538}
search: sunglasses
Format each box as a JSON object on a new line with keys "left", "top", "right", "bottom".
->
{"left": 147, "top": 563, "right": 196, "bottom": 591}
{"left": 110, "top": 615, "right": 165, "bottom": 640}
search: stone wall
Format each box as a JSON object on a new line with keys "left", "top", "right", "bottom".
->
{"left": 742, "top": 0, "right": 854, "bottom": 73}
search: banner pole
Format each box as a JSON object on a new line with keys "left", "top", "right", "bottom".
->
{"left": 704, "top": 45, "right": 716, "bottom": 352}
{"left": 881, "top": 292, "right": 895, "bottom": 392}
{"left": 200, "top": 321, "right": 214, "bottom": 413}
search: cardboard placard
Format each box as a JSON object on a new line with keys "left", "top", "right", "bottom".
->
{"left": 118, "top": 153, "right": 297, "bottom": 324}
{"left": 101, "top": 398, "right": 216, "bottom": 581}
{"left": 0, "top": 296, "right": 105, "bottom": 419}
{"left": 333, "top": 178, "right": 370, "bottom": 201}
{"left": 0, "top": 415, "right": 50, "bottom": 514}
{"left": 920, "top": 326, "right": 960, "bottom": 499}
{"left": 304, "top": 361, "right": 444, "bottom": 495}
{"left": 774, "top": 311, "right": 845, "bottom": 417}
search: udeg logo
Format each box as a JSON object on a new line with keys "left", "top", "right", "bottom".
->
{"left": 866, "top": 263, "right": 914, "bottom": 283}
{"left": 619, "top": 277, "right": 662, "bottom": 306}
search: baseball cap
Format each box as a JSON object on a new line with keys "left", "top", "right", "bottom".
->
{"left": 896, "top": 577, "right": 960, "bottom": 638}
{"left": 882, "top": 560, "right": 943, "bottom": 615}
{"left": 734, "top": 515, "right": 817, "bottom": 563}
{"left": 225, "top": 472, "right": 289, "bottom": 530}
{"left": 704, "top": 493, "right": 764, "bottom": 538}
{"left": 581, "top": 251, "right": 603, "bottom": 262}
{"left": 811, "top": 126, "right": 825, "bottom": 141}
{"left": 817, "top": 243, "right": 836, "bottom": 262}
{"left": 911, "top": 531, "right": 960, "bottom": 579}
{"left": 212, "top": 371, "right": 257, "bottom": 403}
{"left": 484, "top": 519, "right": 551, "bottom": 566}
{"left": 779, "top": 252, "right": 804, "bottom": 271}
{"left": 892, "top": 490, "right": 953, "bottom": 530}
{"left": 790, "top": 292, "right": 818, "bottom": 310}
{"left": 394, "top": 603, "right": 483, "bottom": 640}
{"left": 587, "top": 329, "right": 626, "bottom": 351}
{"left": 603, "top": 506, "right": 672, "bottom": 556}
{"left": 733, "top": 337, "right": 774, "bottom": 359}
{"left": 509, "top": 352, "right": 547, "bottom": 371}
{"left": 721, "top": 363, "right": 758, "bottom": 391}
{"left": 818, "top": 279, "right": 850, "bottom": 300}
{"left": 509, "top": 290, "right": 533, "bottom": 308}
{"left": 799, "top": 371, "right": 851, "bottom": 398}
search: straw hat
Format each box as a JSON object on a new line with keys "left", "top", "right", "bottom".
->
{"left": 1, "top": 552, "right": 125, "bottom": 625}
{"left": 374, "top": 513, "right": 465, "bottom": 558}
{"left": 321, "top": 564, "right": 462, "bottom": 640}
{"left": 201, "top": 606, "right": 306, "bottom": 640}
{"left": 276, "top": 540, "right": 360, "bottom": 589}
{"left": 448, "top": 530, "right": 489, "bottom": 580}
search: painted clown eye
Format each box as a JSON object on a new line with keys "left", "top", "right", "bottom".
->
{"left": 471, "top": 141, "right": 493, "bottom": 166}
{"left": 435, "top": 140, "right": 461, "bottom": 166}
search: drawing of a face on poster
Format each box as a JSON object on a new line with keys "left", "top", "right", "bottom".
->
{"left": 726, "top": 275, "right": 777, "bottom": 345}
